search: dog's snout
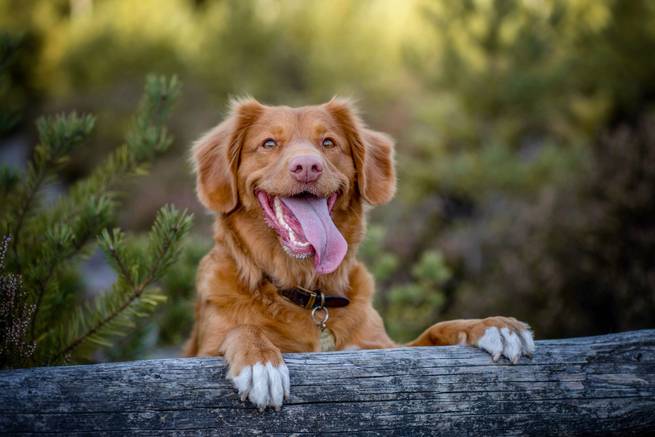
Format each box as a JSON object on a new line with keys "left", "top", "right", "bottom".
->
{"left": 289, "top": 155, "right": 323, "bottom": 183}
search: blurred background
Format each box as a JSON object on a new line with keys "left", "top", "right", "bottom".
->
{"left": 1, "top": 0, "right": 654, "bottom": 360}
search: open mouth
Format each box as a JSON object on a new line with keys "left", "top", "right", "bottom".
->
{"left": 256, "top": 190, "right": 347, "bottom": 274}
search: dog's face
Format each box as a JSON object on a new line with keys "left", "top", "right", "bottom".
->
{"left": 193, "top": 98, "right": 395, "bottom": 275}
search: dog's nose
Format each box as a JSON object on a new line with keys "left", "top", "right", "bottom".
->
{"left": 289, "top": 155, "right": 323, "bottom": 183}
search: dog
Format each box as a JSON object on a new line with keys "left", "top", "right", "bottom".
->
{"left": 184, "top": 97, "right": 535, "bottom": 410}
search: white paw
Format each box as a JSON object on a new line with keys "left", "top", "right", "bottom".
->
{"left": 476, "top": 326, "right": 535, "bottom": 364}
{"left": 228, "top": 362, "right": 290, "bottom": 411}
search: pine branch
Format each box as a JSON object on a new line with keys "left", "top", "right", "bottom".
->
{"left": 55, "top": 75, "right": 181, "bottom": 215}
{"left": 28, "top": 195, "right": 115, "bottom": 340}
{"left": 2, "top": 114, "right": 95, "bottom": 262}
{"left": 102, "top": 229, "right": 136, "bottom": 287}
{"left": 19, "top": 76, "right": 181, "bottom": 345}
{"left": 1, "top": 72, "right": 185, "bottom": 367}
{"left": 51, "top": 206, "right": 192, "bottom": 363}
{"left": 20, "top": 76, "right": 183, "bottom": 293}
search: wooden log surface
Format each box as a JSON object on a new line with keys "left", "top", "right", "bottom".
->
{"left": 1, "top": 329, "right": 654, "bottom": 435}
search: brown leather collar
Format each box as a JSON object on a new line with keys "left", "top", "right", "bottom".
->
{"left": 264, "top": 274, "right": 350, "bottom": 309}
{"left": 278, "top": 286, "right": 350, "bottom": 309}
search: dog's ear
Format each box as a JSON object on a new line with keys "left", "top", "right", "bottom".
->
{"left": 326, "top": 98, "right": 396, "bottom": 205}
{"left": 191, "top": 98, "right": 264, "bottom": 213}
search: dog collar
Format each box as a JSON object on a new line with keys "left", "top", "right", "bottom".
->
{"left": 264, "top": 274, "right": 350, "bottom": 309}
{"left": 278, "top": 286, "right": 350, "bottom": 309}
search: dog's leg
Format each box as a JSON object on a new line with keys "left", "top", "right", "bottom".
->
{"left": 220, "top": 325, "right": 290, "bottom": 411}
{"left": 407, "top": 317, "right": 535, "bottom": 363}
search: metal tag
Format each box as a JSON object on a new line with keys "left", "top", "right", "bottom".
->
{"left": 319, "top": 328, "right": 337, "bottom": 352}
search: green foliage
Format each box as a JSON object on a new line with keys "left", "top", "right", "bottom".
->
{"left": 49, "top": 206, "right": 192, "bottom": 363}
{"left": 468, "top": 117, "right": 655, "bottom": 338}
{"left": 2, "top": 113, "right": 95, "bottom": 248}
{"left": 0, "top": 72, "right": 192, "bottom": 368}
{"left": 154, "top": 235, "right": 209, "bottom": 347}
{"left": 103, "top": 235, "right": 210, "bottom": 362}
{"left": 403, "top": 0, "right": 614, "bottom": 200}
{"left": 360, "top": 226, "right": 451, "bottom": 342}
{"left": 384, "top": 251, "right": 450, "bottom": 342}
{"left": 55, "top": 75, "right": 180, "bottom": 209}
{"left": 381, "top": 0, "right": 655, "bottom": 340}
{"left": 358, "top": 225, "right": 399, "bottom": 283}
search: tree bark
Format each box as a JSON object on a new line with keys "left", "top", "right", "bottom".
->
{"left": 1, "top": 330, "right": 654, "bottom": 435}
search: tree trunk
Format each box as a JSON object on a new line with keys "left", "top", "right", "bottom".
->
{"left": 1, "top": 330, "right": 654, "bottom": 435}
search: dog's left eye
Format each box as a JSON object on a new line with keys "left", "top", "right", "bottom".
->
{"left": 262, "top": 138, "right": 277, "bottom": 149}
{"left": 322, "top": 138, "right": 336, "bottom": 149}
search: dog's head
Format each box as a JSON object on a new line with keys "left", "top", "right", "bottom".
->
{"left": 192, "top": 97, "right": 395, "bottom": 275}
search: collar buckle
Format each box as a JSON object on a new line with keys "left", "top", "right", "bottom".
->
{"left": 265, "top": 274, "right": 350, "bottom": 309}
{"left": 297, "top": 286, "right": 325, "bottom": 309}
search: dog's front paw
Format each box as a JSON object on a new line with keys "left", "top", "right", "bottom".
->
{"left": 470, "top": 316, "right": 535, "bottom": 364}
{"left": 227, "top": 361, "right": 290, "bottom": 411}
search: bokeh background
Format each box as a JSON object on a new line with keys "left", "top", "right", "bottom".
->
{"left": 2, "top": 0, "right": 654, "bottom": 360}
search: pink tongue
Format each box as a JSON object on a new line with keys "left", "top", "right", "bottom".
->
{"left": 280, "top": 196, "right": 347, "bottom": 274}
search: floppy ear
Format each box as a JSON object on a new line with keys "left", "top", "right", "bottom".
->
{"left": 191, "top": 98, "right": 263, "bottom": 213}
{"left": 326, "top": 98, "right": 396, "bottom": 205}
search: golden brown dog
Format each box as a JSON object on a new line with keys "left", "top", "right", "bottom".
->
{"left": 185, "top": 98, "right": 535, "bottom": 410}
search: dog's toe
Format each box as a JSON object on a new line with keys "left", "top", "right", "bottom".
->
{"left": 230, "top": 364, "right": 252, "bottom": 401}
{"left": 476, "top": 326, "right": 503, "bottom": 361}
{"left": 520, "top": 329, "right": 536, "bottom": 357}
{"left": 500, "top": 327, "right": 522, "bottom": 363}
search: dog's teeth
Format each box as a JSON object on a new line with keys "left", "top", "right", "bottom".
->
{"left": 275, "top": 197, "right": 296, "bottom": 235}
{"left": 281, "top": 243, "right": 310, "bottom": 259}
{"left": 274, "top": 197, "right": 285, "bottom": 225}
{"left": 274, "top": 195, "right": 312, "bottom": 257}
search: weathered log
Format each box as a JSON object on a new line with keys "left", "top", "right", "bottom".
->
{"left": 1, "top": 330, "right": 654, "bottom": 435}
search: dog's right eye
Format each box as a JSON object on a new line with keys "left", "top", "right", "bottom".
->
{"left": 262, "top": 138, "right": 277, "bottom": 149}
